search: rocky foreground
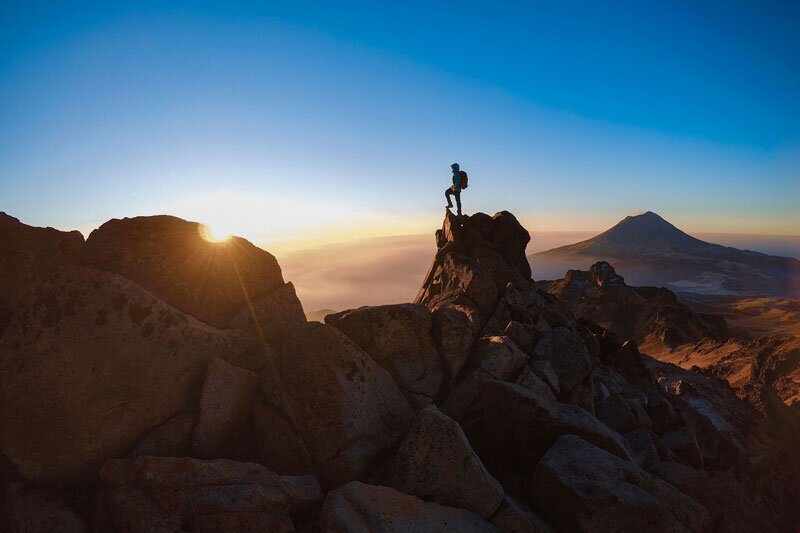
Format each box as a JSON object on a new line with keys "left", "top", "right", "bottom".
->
{"left": 1, "top": 210, "right": 799, "bottom": 532}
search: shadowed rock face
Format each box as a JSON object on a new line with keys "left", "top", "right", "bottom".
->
{"left": 255, "top": 322, "right": 414, "bottom": 489}
{"left": 321, "top": 481, "right": 496, "bottom": 532}
{"left": 0, "top": 212, "right": 84, "bottom": 303}
{"left": 538, "top": 261, "right": 728, "bottom": 350}
{"left": 0, "top": 266, "right": 261, "bottom": 484}
{"left": 82, "top": 215, "right": 304, "bottom": 332}
{"left": 326, "top": 303, "right": 443, "bottom": 408}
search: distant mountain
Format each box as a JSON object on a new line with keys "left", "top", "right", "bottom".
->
{"left": 534, "top": 211, "right": 800, "bottom": 297}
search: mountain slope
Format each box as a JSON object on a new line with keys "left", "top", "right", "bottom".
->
{"left": 534, "top": 211, "right": 800, "bottom": 297}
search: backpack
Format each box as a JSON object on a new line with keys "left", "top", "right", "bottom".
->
{"left": 459, "top": 170, "right": 469, "bottom": 189}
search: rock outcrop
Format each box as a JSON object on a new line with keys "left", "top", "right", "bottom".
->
{"left": 3, "top": 210, "right": 800, "bottom": 532}
{"left": 254, "top": 322, "right": 413, "bottom": 488}
{"left": 326, "top": 303, "right": 443, "bottom": 407}
{"left": 537, "top": 261, "right": 728, "bottom": 351}
{"left": 532, "top": 434, "right": 709, "bottom": 532}
{"left": 0, "top": 266, "right": 259, "bottom": 484}
{"left": 82, "top": 215, "right": 306, "bottom": 338}
{"left": 100, "top": 456, "right": 321, "bottom": 532}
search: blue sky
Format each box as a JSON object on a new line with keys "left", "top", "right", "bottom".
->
{"left": 1, "top": 0, "right": 798, "bottom": 247}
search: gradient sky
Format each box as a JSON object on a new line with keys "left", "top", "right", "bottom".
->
{"left": 2, "top": 0, "right": 799, "bottom": 253}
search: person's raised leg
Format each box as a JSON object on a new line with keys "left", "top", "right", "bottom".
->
{"left": 445, "top": 187, "right": 454, "bottom": 208}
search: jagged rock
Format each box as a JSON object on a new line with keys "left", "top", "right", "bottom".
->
{"left": 2, "top": 484, "right": 88, "bottom": 533}
{"left": 321, "top": 481, "right": 496, "bottom": 532}
{"left": 530, "top": 360, "right": 560, "bottom": 394}
{"left": 503, "top": 320, "right": 540, "bottom": 354}
{"left": 531, "top": 434, "right": 710, "bottom": 533}
{"left": 257, "top": 322, "right": 413, "bottom": 488}
{"left": 624, "top": 427, "right": 660, "bottom": 470}
{"left": 388, "top": 406, "right": 503, "bottom": 517}
{"left": 0, "top": 212, "right": 84, "bottom": 304}
{"left": 489, "top": 211, "right": 531, "bottom": 279}
{"left": 100, "top": 456, "right": 321, "bottom": 533}
{"left": 82, "top": 215, "right": 303, "bottom": 333}
{"left": 537, "top": 261, "right": 728, "bottom": 351}
{"left": 431, "top": 304, "right": 478, "bottom": 386}
{"left": 596, "top": 393, "right": 638, "bottom": 433}
{"left": 651, "top": 462, "right": 765, "bottom": 532}
{"left": 532, "top": 327, "right": 594, "bottom": 412}
{"left": 0, "top": 266, "right": 259, "bottom": 484}
{"left": 490, "top": 495, "right": 553, "bottom": 533}
{"left": 443, "top": 336, "right": 529, "bottom": 420}
{"left": 481, "top": 381, "right": 632, "bottom": 479}
{"left": 662, "top": 426, "right": 704, "bottom": 469}
{"left": 326, "top": 304, "right": 443, "bottom": 408}
{"left": 603, "top": 341, "right": 654, "bottom": 386}
{"left": 416, "top": 250, "right": 498, "bottom": 323}
{"left": 191, "top": 357, "right": 259, "bottom": 458}
{"left": 126, "top": 412, "right": 196, "bottom": 458}
{"left": 515, "top": 366, "right": 556, "bottom": 400}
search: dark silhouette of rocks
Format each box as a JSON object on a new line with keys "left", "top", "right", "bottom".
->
{"left": 538, "top": 261, "right": 728, "bottom": 350}
{"left": 1, "top": 210, "right": 800, "bottom": 531}
{"left": 82, "top": 215, "right": 306, "bottom": 339}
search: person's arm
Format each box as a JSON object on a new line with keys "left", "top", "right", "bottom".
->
{"left": 453, "top": 173, "right": 461, "bottom": 189}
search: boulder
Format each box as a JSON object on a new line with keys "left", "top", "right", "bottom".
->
{"left": 532, "top": 327, "right": 593, "bottom": 412}
{"left": 531, "top": 435, "right": 710, "bottom": 533}
{"left": 623, "top": 427, "right": 660, "bottom": 470}
{"left": 530, "top": 360, "right": 560, "bottom": 394}
{"left": 81, "top": 215, "right": 292, "bottom": 329}
{"left": 0, "top": 212, "right": 84, "bottom": 304}
{"left": 326, "top": 304, "right": 443, "bottom": 407}
{"left": 257, "top": 322, "right": 413, "bottom": 488}
{"left": 321, "top": 481, "right": 497, "bottom": 532}
{"left": 432, "top": 304, "right": 478, "bottom": 386}
{"left": 596, "top": 393, "right": 638, "bottom": 433}
{"left": 126, "top": 413, "right": 196, "bottom": 458}
{"left": 661, "top": 426, "right": 704, "bottom": 469}
{"left": 481, "top": 381, "right": 631, "bottom": 473}
{"left": 2, "top": 484, "right": 87, "bottom": 533}
{"left": 503, "top": 320, "right": 540, "bottom": 354}
{"left": 443, "top": 336, "right": 529, "bottom": 420}
{"left": 489, "top": 211, "right": 531, "bottom": 279}
{"left": 191, "top": 357, "right": 260, "bottom": 458}
{"left": 0, "top": 266, "right": 258, "bottom": 484}
{"left": 251, "top": 395, "right": 315, "bottom": 476}
{"left": 100, "top": 456, "right": 321, "bottom": 533}
{"left": 515, "top": 366, "right": 556, "bottom": 401}
{"left": 388, "top": 406, "right": 503, "bottom": 517}
{"left": 651, "top": 462, "right": 767, "bottom": 532}
{"left": 490, "top": 495, "right": 553, "bottom": 533}
{"left": 603, "top": 341, "right": 654, "bottom": 386}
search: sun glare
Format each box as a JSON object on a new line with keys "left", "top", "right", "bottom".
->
{"left": 199, "top": 224, "right": 233, "bottom": 243}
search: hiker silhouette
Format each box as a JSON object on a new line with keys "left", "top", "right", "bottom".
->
{"left": 445, "top": 163, "right": 466, "bottom": 215}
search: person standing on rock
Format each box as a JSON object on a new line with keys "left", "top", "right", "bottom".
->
{"left": 445, "top": 163, "right": 467, "bottom": 216}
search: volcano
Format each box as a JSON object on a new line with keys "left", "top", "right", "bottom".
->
{"left": 534, "top": 211, "right": 800, "bottom": 297}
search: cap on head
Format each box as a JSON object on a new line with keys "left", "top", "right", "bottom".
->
{"left": 451, "top": 163, "right": 460, "bottom": 171}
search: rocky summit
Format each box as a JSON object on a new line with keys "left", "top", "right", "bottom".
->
{"left": 1, "top": 210, "right": 800, "bottom": 532}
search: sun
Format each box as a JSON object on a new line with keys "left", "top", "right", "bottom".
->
{"left": 199, "top": 224, "right": 233, "bottom": 243}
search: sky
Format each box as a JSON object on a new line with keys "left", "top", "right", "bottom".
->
{"left": 1, "top": 1, "right": 799, "bottom": 308}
